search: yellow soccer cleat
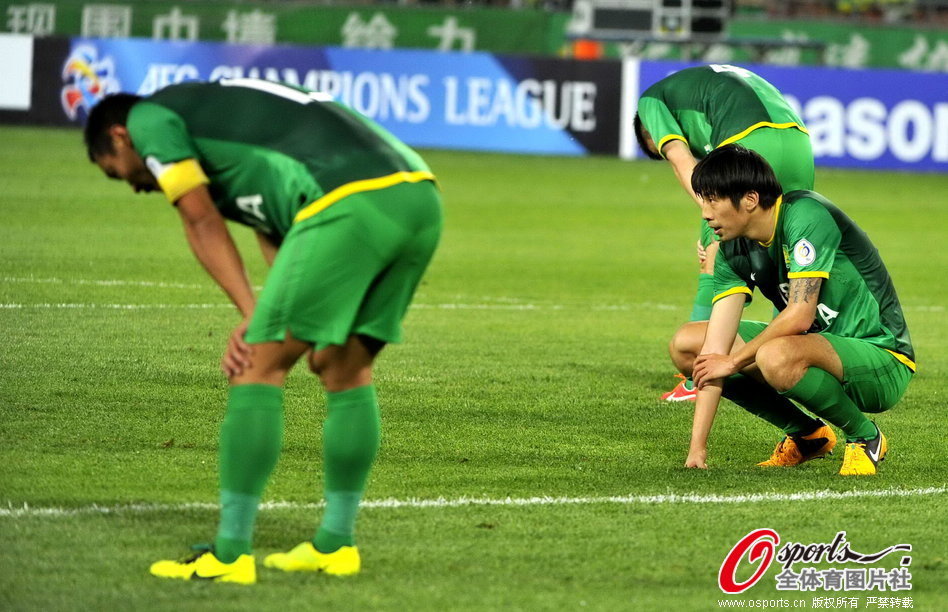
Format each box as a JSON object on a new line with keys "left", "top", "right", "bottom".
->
{"left": 264, "top": 542, "right": 361, "bottom": 576}
{"left": 757, "top": 423, "right": 837, "bottom": 467}
{"left": 149, "top": 548, "right": 256, "bottom": 585}
{"left": 840, "top": 425, "right": 888, "bottom": 476}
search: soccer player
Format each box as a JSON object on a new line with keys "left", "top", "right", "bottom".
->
{"left": 84, "top": 79, "right": 443, "bottom": 583}
{"left": 668, "top": 145, "right": 914, "bottom": 476}
{"left": 634, "top": 64, "right": 814, "bottom": 402}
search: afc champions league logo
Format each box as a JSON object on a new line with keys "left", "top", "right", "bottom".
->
{"left": 719, "top": 528, "right": 779, "bottom": 594}
{"left": 60, "top": 45, "right": 121, "bottom": 122}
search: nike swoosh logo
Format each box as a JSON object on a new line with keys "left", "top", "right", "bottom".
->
{"left": 193, "top": 572, "right": 230, "bottom": 581}
{"left": 866, "top": 444, "right": 882, "bottom": 463}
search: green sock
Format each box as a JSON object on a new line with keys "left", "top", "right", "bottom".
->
{"left": 690, "top": 273, "right": 714, "bottom": 321}
{"left": 724, "top": 374, "right": 821, "bottom": 436}
{"left": 781, "top": 367, "right": 876, "bottom": 441}
{"left": 215, "top": 383, "right": 284, "bottom": 563}
{"left": 314, "top": 385, "right": 381, "bottom": 554}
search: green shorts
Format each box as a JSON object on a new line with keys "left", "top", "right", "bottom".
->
{"left": 737, "top": 321, "right": 914, "bottom": 413}
{"left": 699, "top": 127, "right": 814, "bottom": 249}
{"left": 736, "top": 126, "right": 815, "bottom": 194}
{"left": 246, "top": 179, "right": 442, "bottom": 349}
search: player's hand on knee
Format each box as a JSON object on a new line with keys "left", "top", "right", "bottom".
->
{"left": 221, "top": 320, "right": 253, "bottom": 378}
{"left": 693, "top": 353, "right": 735, "bottom": 388}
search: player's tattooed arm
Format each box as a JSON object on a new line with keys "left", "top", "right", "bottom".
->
{"left": 788, "top": 276, "right": 822, "bottom": 304}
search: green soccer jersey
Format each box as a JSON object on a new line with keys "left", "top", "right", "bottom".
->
{"left": 127, "top": 79, "right": 434, "bottom": 240}
{"left": 637, "top": 64, "right": 807, "bottom": 159}
{"left": 712, "top": 191, "right": 915, "bottom": 370}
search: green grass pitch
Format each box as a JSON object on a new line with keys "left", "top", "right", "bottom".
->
{"left": 1, "top": 125, "right": 946, "bottom": 610}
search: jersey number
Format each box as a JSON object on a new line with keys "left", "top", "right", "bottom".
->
{"left": 817, "top": 303, "right": 840, "bottom": 328}
{"left": 236, "top": 195, "right": 267, "bottom": 223}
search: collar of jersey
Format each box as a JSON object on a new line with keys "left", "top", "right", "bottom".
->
{"left": 757, "top": 195, "right": 783, "bottom": 248}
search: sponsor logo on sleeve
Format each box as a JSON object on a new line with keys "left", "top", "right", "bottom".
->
{"left": 793, "top": 239, "right": 816, "bottom": 267}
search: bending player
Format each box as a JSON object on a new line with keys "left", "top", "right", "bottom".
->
{"left": 634, "top": 64, "right": 814, "bottom": 401}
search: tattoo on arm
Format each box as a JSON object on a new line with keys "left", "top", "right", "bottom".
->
{"left": 789, "top": 277, "right": 822, "bottom": 304}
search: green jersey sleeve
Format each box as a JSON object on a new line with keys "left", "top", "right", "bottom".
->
{"left": 713, "top": 249, "right": 753, "bottom": 305}
{"left": 782, "top": 198, "right": 840, "bottom": 279}
{"left": 127, "top": 102, "right": 209, "bottom": 203}
{"left": 636, "top": 95, "right": 688, "bottom": 157}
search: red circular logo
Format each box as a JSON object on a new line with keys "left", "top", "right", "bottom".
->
{"left": 718, "top": 528, "right": 780, "bottom": 594}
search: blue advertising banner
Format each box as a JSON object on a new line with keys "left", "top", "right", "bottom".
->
{"left": 58, "top": 37, "right": 622, "bottom": 156}
{"left": 12, "top": 36, "right": 948, "bottom": 171}
{"left": 632, "top": 60, "right": 948, "bottom": 173}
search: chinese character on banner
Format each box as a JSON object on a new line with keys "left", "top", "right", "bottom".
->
{"left": 898, "top": 35, "right": 948, "bottom": 72}
{"left": 221, "top": 9, "right": 276, "bottom": 45}
{"left": 341, "top": 12, "right": 396, "bottom": 49}
{"left": 426, "top": 16, "right": 475, "bottom": 52}
{"left": 6, "top": 3, "right": 55, "bottom": 35}
{"left": 153, "top": 7, "right": 199, "bottom": 41}
{"left": 81, "top": 4, "right": 131, "bottom": 38}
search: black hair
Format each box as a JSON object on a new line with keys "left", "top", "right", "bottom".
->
{"left": 83, "top": 93, "right": 143, "bottom": 161}
{"left": 691, "top": 144, "right": 782, "bottom": 209}
{"left": 633, "top": 112, "right": 663, "bottom": 161}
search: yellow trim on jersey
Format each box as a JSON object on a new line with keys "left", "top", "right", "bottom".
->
{"left": 294, "top": 170, "right": 436, "bottom": 224}
{"left": 716, "top": 122, "right": 809, "bottom": 148}
{"left": 657, "top": 134, "right": 688, "bottom": 158}
{"left": 758, "top": 195, "right": 783, "bottom": 247}
{"left": 788, "top": 271, "right": 830, "bottom": 279}
{"left": 157, "top": 159, "right": 210, "bottom": 203}
{"left": 712, "top": 286, "right": 752, "bottom": 305}
{"left": 886, "top": 350, "right": 917, "bottom": 373}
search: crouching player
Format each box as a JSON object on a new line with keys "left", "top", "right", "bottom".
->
{"left": 670, "top": 145, "right": 914, "bottom": 476}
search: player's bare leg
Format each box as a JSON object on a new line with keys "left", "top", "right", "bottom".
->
{"left": 662, "top": 241, "right": 721, "bottom": 401}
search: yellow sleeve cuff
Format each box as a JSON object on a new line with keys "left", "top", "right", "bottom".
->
{"left": 656, "top": 134, "right": 688, "bottom": 158}
{"left": 788, "top": 271, "right": 830, "bottom": 279}
{"left": 154, "top": 159, "right": 210, "bottom": 203}
{"left": 712, "top": 286, "right": 752, "bottom": 305}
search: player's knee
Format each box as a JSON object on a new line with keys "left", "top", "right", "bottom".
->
{"left": 308, "top": 352, "right": 372, "bottom": 392}
{"left": 669, "top": 322, "right": 706, "bottom": 375}
{"left": 756, "top": 338, "right": 803, "bottom": 391}
{"left": 315, "top": 364, "right": 372, "bottom": 392}
{"left": 700, "top": 241, "right": 719, "bottom": 274}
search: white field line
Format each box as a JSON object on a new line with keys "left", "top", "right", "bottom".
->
{"left": 0, "top": 303, "right": 232, "bottom": 310}
{"left": 4, "top": 276, "right": 944, "bottom": 313}
{"left": 4, "top": 301, "right": 943, "bottom": 313}
{"left": 2, "top": 276, "right": 208, "bottom": 290}
{"left": 0, "top": 302, "right": 682, "bottom": 312}
{"left": 2, "top": 486, "right": 944, "bottom": 520}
